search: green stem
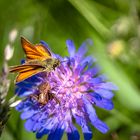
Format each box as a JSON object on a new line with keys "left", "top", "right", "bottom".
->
{"left": 69, "top": 0, "right": 111, "bottom": 38}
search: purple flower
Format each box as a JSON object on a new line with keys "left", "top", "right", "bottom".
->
{"left": 15, "top": 39, "right": 118, "bottom": 140}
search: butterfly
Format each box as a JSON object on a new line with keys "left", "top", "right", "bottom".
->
{"left": 30, "top": 82, "right": 60, "bottom": 105}
{"left": 9, "top": 37, "right": 60, "bottom": 83}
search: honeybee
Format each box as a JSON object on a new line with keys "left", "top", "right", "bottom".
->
{"left": 30, "top": 82, "right": 60, "bottom": 105}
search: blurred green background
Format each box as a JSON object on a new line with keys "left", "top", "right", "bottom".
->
{"left": 0, "top": 0, "right": 140, "bottom": 140}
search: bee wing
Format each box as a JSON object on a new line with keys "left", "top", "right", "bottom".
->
{"left": 21, "top": 37, "right": 52, "bottom": 61}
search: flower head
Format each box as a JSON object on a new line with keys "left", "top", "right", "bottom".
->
{"left": 15, "top": 39, "right": 118, "bottom": 140}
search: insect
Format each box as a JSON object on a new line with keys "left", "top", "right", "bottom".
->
{"left": 30, "top": 82, "right": 60, "bottom": 105}
{"left": 9, "top": 37, "right": 60, "bottom": 83}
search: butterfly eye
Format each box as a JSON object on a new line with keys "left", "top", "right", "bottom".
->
{"left": 53, "top": 64, "right": 57, "bottom": 67}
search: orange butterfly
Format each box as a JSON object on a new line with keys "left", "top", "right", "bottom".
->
{"left": 10, "top": 37, "right": 60, "bottom": 83}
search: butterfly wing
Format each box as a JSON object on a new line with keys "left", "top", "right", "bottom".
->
{"left": 9, "top": 64, "right": 44, "bottom": 73}
{"left": 21, "top": 37, "right": 52, "bottom": 61}
{"left": 9, "top": 64, "right": 44, "bottom": 83}
{"left": 16, "top": 69, "right": 42, "bottom": 83}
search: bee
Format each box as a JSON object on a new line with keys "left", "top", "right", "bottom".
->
{"left": 9, "top": 37, "right": 60, "bottom": 83}
{"left": 30, "top": 82, "right": 60, "bottom": 105}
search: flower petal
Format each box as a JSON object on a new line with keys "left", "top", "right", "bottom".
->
{"left": 83, "top": 132, "right": 92, "bottom": 140}
{"left": 88, "top": 77, "right": 103, "bottom": 84}
{"left": 97, "top": 82, "right": 118, "bottom": 90}
{"left": 89, "top": 93, "right": 114, "bottom": 110}
{"left": 97, "top": 99, "right": 114, "bottom": 110}
{"left": 21, "top": 110, "right": 36, "bottom": 119}
{"left": 24, "top": 119, "right": 35, "bottom": 132}
{"left": 74, "top": 62, "right": 88, "bottom": 78}
{"left": 24, "top": 74, "right": 43, "bottom": 84}
{"left": 94, "top": 89, "right": 114, "bottom": 99}
{"left": 15, "top": 101, "right": 24, "bottom": 111}
{"left": 82, "top": 97, "right": 109, "bottom": 133}
{"left": 82, "top": 97, "right": 98, "bottom": 122}
{"left": 93, "top": 119, "right": 109, "bottom": 133}
{"left": 15, "top": 99, "right": 31, "bottom": 111}
{"left": 33, "top": 122, "right": 42, "bottom": 132}
{"left": 81, "top": 56, "right": 95, "bottom": 67}
{"left": 67, "top": 131, "right": 80, "bottom": 140}
{"left": 20, "top": 59, "right": 25, "bottom": 64}
{"left": 16, "top": 81, "right": 35, "bottom": 89}
{"left": 48, "top": 124, "right": 64, "bottom": 140}
{"left": 84, "top": 66, "right": 100, "bottom": 77}
{"left": 40, "top": 40, "right": 50, "bottom": 51}
{"left": 73, "top": 115, "right": 92, "bottom": 140}
{"left": 15, "top": 87, "right": 34, "bottom": 97}
{"left": 36, "top": 129, "right": 49, "bottom": 139}
{"left": 44, "top": 117, "right": 58, "bottom": 130}
{"left": 67, "top": 124, "right": 80, "bottom": 140}
{"left": 82, "top": 125, "right": 92, "bottom": 140}
{"left": 76, "top": 39, "right": 92, "bottom": 58}
{"left": 66, "top": 40, "right": 76, "bottom": 57}
{"left": 76, "top": 41, "right": 87, "bottom": 57}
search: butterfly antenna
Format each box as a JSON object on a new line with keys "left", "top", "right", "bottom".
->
{"left": 60, "top": 60, "right": 67, "bottom": 63}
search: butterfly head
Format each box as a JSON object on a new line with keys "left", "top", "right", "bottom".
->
{"left": 53, "top": 59, "right": 60, "bottom": 70}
